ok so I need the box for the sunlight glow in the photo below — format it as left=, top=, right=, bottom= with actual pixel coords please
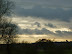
left=16, top=34, right=72, bottom=43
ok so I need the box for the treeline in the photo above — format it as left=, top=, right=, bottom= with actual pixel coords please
left=0, top=39, right=72, bottom=54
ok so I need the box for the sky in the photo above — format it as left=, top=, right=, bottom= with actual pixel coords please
left=9, top=0, right=72, bottom=43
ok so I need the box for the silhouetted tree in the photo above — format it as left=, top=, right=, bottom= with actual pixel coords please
left=66, top=40, right=68, bottom=42
left=0, top=22, right=18, bottom=43
left=0, top=0, right=16, bottom=54
left=35, top=39, right=55, bottom=53
left=0, top=0, right=17, bottom=43
left=0, top=19, right=18, bottom=54
left=36, top=39, right=53, bottom=43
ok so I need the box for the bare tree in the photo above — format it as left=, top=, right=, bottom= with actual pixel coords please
left=0, top=19, right=18, bottom=44
left=0, top=0, right=16, bottom=43
left=0, top=19, right=18, bottom=54
left=0, top=0, right=16, bottom=54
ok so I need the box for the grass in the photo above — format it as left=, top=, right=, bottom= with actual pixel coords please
left=64, top=50, right=72, bottom=54
left=0, top=50, right=72, bottom=54
left=38, top=50, right=72, bottom=54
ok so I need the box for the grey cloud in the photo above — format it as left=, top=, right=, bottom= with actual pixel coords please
left=12, top=0, right=72, bottom=8
left=33, top=22, right=41, bottom=27
left=41, top=28, right=53, bottom=34
left=45, top=23, right=56, bottom=28
left=14, top=6, right=72, bottom=22
left=10, top=0, right=72, bottom=22
left=55, top=30, right=72, bottom=37
left=18, top=28, right=54, bottom=35
left=18, top=27, right=72, bottom=38
left=18, top=28, right=33, bottom=35
left=69, top=27, right=72, bottom=30
left=55, top=31, right=63, bottom=36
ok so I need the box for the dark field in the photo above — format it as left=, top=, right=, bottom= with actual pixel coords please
left=0, top=41, right=72, bottom=54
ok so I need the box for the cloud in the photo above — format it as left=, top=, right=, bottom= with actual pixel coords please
left=45, top=23, right=56, bottom=28
left=18, top=28, right=54, bottom=35
left=14, top=5, right=72, bottom=22
left=12, top=0, right=72, bottom=8
left=10, top=0, right=72, bottom=22
left=55, top=30, right=72, bottom=37
left=32, top=22, right=41, bottom=27
left=17, top=27, right=72, bottom=39
left=8, top=0, right=72, bottom=42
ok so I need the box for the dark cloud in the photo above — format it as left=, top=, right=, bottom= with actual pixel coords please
left=69, top=27, right=72, bottom=30
left=45, top=23, right=56, bottom=28
left=41, top=28, right=53, bottom=34
left=18, top=28, right=54, bottom=35
left=11, top=0, right=72, bottom=22
left=12, top=0, right=72, bottom=8
left=17, top=26, right=72, bottom=38
left=55, top=30, right=72, bottom=37
left=14, top=6, right=72, bottom=22
left=33, top=22, right=41, bottom=27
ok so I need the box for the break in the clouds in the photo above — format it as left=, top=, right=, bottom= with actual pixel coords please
left=10, top=16, right=72, bottom=42
left=17, top=25, right=72, bottom=40
left=11, top=16, right=72, bottom=33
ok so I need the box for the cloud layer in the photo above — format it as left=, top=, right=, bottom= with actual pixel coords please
left=14, top=5, right=72, bottom=22
left=9, top=0, right=72, bottom=42
left=10, top=0, right=72, bottom=22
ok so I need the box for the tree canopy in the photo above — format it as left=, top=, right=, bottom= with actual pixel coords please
left=0, top=0, right=18, bottom=44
